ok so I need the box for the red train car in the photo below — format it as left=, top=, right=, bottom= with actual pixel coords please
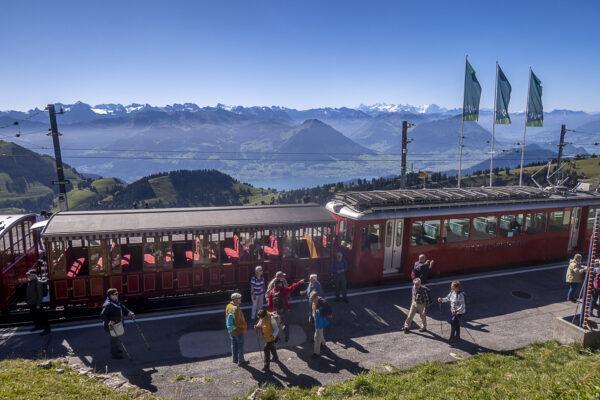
left=325, top=186, right=600, bottom=284
left=0, top=214, right=40, bottom=313
left=41, top=204, right=336, bottom=309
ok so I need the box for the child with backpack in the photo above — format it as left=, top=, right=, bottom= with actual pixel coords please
left=310, top=291, right=331, bottom=358
left=438, top=280, right=466, bottom=344
left=255, top=308, right=281, bottom=372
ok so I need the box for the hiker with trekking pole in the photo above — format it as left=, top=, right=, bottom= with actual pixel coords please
left=438, top=280, right=466, bottom=344
left=254, top=308, right=281, bottom=372
left=101, top=288, right=135, bottom=360
left=267, top=278, right=305, bottom=342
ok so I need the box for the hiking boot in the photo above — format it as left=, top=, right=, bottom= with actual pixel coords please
left=311, top=353, right=320, bottom=359
left=238, top=360, right=249, bottom=366
left=262, top=365, right=270, bottom=372
left=404, top=327, right=409, bottom=333
left=448, top=337, right=457, bottom=343
left=419, top=327, right=427, bottom=332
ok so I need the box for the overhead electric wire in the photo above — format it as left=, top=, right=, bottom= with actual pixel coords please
left=0, top=109, right=45, bottom=129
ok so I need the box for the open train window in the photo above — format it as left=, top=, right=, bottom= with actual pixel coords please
left=443, top=218, right=470, bottom=243
left=50, top=240, right=67, bottom=277
left=549, top=210, right=571, bottom=232
left=361, top=224, right=383, bottom=251
left=472, top=216, right=497, bottom=240
left=411, top=220, right=441, bottom=246
left=526, top=212, right=548, bottom=235
left=88, top=239, right=105, bottom=275
left=122, top=237, right=143, bottom=272
left=192, top=234, right=217, bottom=265
left=499, top=214, right=523, bottom=237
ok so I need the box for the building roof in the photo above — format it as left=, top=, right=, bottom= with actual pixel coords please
left=42, top=204, right=336, bottom=240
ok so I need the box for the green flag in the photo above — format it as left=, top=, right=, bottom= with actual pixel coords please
left=463, top=59, right=482, bottom=121
left=495, top=64, right=512, bottom=124
left=526, top=70, right=543, bottom=127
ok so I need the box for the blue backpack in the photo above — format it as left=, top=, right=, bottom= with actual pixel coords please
left=226, top=306, right=237, bottom=332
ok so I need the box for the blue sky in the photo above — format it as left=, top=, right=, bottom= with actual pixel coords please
left=1, top=0, right=599, bottom=112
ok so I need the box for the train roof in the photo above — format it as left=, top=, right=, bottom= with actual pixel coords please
left=326, top=186, right=600, bottom=220
left=0, top=214, right=36, bottom=237
left=42, top=204, right=336, bottom=240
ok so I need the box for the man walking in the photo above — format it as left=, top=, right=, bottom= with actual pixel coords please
left=226, top=292, right=248, bottom=365
left=250, top=266, right=265, bottom=320
left=268, top=278, right=304, bottom=342
left=25, top=269, right=50, bottom=335
left=412, top=254, right=434, bottom=285
left=300, top=274, right=324, bottom=324
left=100, top=288, right=134, bottom=359
left=255, top=308, right=280, bottom=372
left=438, top=280, right=466, bottom=343
left=403, top=278, right=428, bottom=333
left=330, top=251, right=348, bottom=302
left=310, top=291, right=330, bottom=358
left=566, top=253, right=586, bottom=302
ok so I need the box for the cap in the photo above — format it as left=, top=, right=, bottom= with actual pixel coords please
left=275, top=271, right=286, bottom=277
left=255, top=266, right=263, bottom=272
left=26, top=269, right=37, bottom=276
left=231, top=292, right=242, bottom=300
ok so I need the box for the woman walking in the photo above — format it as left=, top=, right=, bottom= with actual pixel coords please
left=438, top=281, right=466, bottom=343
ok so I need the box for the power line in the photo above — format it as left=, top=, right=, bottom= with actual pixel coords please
left=0, top=109, right=45, bottom=129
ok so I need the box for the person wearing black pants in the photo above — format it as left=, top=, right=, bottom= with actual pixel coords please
left=438, top=280, right=466, bottom=344
left=255, top=309, right=280, bottom=372
left=330, top=252, right=348, bottom=302
left=25, top=270, right=50, bottom=335
left=101, top=288, right=134, bottom=359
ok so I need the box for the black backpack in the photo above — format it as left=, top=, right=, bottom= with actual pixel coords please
left=272, top=290, right=286, bottom=314
left=318, top=297, right=333, bottom=318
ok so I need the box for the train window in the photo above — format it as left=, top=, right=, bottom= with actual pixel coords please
left=339, top=221, right=353, bottom=250
left=443, top=218, right=470, bottom=243
left=588, top=208, right=600, bottom=230
left=121, top=238, right=143, bottom=272
left=23, top=221, right=31, bottom=250
left=549, top=210, right=571, bottom=232
left=0, top=235, right=8, bottom=265
left=88, top=239, right=105, bottom=275
left=11, top=226, right=23, bottom=259
left=411, top=220, right=441, bottom=246
left=385, top=221, right=393, bottom=248
left=499, top=214, right=523, bottom=237
left=109, top=239, right=122, bottom=272
left=262, top=231, right=281, bottom=260
left=193, top=234, right=217, bottom=265
left=282, top=231, right=298, bottom=259
left=143, top=236, right=173, bottom=268
left=361, top=224, right=383, bottom=251
left=314, top=226, right=330, bottom=257
left=526, top=212, right=548, bottom=235
left=472, top=216, right=497, bottom=240
left=66, top=239, right=89, bottom=277
left=50, top=241, right=67, bottom=277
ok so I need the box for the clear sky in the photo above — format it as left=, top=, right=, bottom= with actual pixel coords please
left=1, top=0, right=599, bottom=112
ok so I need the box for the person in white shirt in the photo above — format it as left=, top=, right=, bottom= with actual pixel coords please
left=438, top=280, right=466, bottom=343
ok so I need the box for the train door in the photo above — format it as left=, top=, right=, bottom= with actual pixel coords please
left=568, top=207, right=581, bottom=251
left=383, top=219, right=404, bottom=275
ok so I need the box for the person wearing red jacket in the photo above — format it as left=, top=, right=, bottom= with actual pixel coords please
left=268, top=278, right=304, bottom=342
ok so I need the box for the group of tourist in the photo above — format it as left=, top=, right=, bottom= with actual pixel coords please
left=565, top=254, right=600, bottom=316
left=225, top=252, right=344, bottom=371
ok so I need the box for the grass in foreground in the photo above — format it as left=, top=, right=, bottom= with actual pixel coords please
left=0, top=359, right=157, bottom=400
left=240, top=341, right=600, bottom=400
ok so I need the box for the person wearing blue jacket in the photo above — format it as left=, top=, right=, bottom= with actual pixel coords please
left=310, top=291, right=329, bottom=358
left=330, top=251, right=348, bottom=302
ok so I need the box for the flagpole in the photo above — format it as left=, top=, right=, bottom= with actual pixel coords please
left=490, top=61, right=498, bottom=187
left=458, top=55, right=467, bottom=189
left=519, top=67, right=532, bottom=187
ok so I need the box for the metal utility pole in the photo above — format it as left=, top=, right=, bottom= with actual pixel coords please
left=46, top=104, right=68, bottom=211
left=556, top=124, right=567, bottom=178
left=400, top=120, right=414, bottom=189
left=401, top=121, right=408, bottom=189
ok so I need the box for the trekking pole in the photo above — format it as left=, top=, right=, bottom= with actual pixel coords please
left=460, top=318, right=477, bottom=346
left=438, top=301, right=443, bottom=336
left=255, top=329, right=264, bottom=363
left=109, top=326, right=132, bottom=360
left=132, top=317, right=151, bottom=350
